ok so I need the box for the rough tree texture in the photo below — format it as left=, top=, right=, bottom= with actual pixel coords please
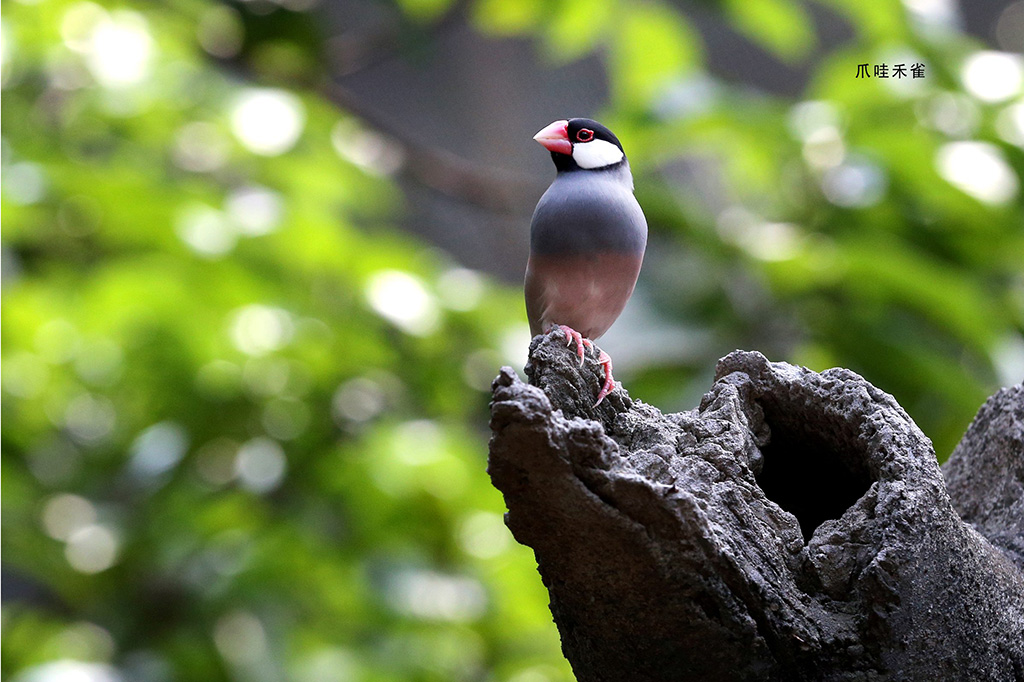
left=487, top=332, right=1024, bottom=682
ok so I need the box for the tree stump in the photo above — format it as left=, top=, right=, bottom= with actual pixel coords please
left=487, top=331, right=1024, bottom=681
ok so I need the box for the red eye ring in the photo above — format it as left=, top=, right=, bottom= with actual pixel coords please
left=576, top=128, right=594, bottom=142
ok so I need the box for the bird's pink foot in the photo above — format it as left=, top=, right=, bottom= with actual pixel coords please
left=592, top=350, right=615, bottom=406
left=555, top=324, right=593, bottom=366
left=547, top=325, right=613, bottom=404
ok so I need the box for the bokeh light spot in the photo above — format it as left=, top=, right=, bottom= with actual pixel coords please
left=332, top=377, right=386, bottom=424
left=48, top=622, right=117, bottom=663
left=129, top=422, right=189, bottom=479
left=961, top=51, right=1024, bottom=103
left=991, top=333, right=1024, bottom=388
left=716, top=207, right=804, bottom=261
left=172, top=122, right=230, bottom=173
left=64, top=393, right=117, bottom=445
left=242, top=357, right=292, bottom=396
left=230, top=88, right=305, bottom=156
left=197, top=5, right=244, bottom=59
left=36, top=319, right=81, bottom=364
left=902, top=0, right=960, bottom=33
left=65, top=524, right=120, bottom=573
left=821, top=157, right=887, bottom=208
left=500, top=324, right=532, bottom=370
left=801, top=126, right=845, bottom=170
left=437, top=268, right=485, bottom=311
left=462, top=348, right=502, bottom=391
left=508, top=668, right=560, bottom=682
left=787, top=100, right=841, bottom=142
left=366, top=270, right=440, bottom=336
left=331, top=120, right=405, bottom=176
left=291, top=648, right=359, bottom=682
left=919, top=92, right=979, bottom=137
left=458, top=511, right=511, bottom=559
left=11, top=660, right=122, bottom=682
left=936, top=141, right=1019, bottom=204
left=384, top=569, right=487, bottom=622
left=85, top=10, right=154, bottom=88
left=235, top=437, right=287, bottom=493
left=61, top=3, right=108, bottom=53
left=230, top=305, right=294, bottom=356
left=225, top=186, right=284, bottom=236
left=176, top=204, right=236, bottom=258
left=0, top=19, right=14, bottom=86
left=995, top=101, right=1024, bottom=147
left=2, top=352, right=49, bottom=398
left=74, top=338, right=123, bottom=387
left=392, top=419, right=444, bottom=466
left=2, top=161, right=47, bottom=204
left=214, top=611, right=268, bottom=665
left=41, top=493, right=97, bottom=541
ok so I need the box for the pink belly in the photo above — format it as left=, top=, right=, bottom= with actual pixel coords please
left=524, top=251, right=644, bottom=340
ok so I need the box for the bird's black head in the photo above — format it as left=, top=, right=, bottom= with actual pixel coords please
left=533, top=118, right=627, bottom=172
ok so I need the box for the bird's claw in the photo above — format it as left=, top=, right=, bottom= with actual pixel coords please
left=556, top=325, right=589, bottom=366
left=593, top=350, right=614, bottom=406
left=549, top=325, right=616, bottom=406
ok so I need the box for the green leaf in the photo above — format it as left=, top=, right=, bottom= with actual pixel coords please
left=840, top=234, right=1004, bottom=353
left=610, top=2, right=702, bottom=108
left=724, top=0, right=816, bottom=62
left=541, top=0, right=616, bottom=62
left=472, top=0, right=544, bottom=35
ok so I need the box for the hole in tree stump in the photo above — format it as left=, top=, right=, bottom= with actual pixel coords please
left=755, top=416, right=874, bottom=541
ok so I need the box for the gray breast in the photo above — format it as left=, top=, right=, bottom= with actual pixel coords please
left=530, top=171, right=647, bottom=256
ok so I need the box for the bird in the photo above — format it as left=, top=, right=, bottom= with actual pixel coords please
left=525, top=118, right=648, bottom=406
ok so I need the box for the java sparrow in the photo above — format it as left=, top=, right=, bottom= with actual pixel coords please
left=526, top=118, right=648, bottom=405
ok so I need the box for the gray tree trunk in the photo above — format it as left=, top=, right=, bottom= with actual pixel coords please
left=487, top=332, right=1024, bottom=681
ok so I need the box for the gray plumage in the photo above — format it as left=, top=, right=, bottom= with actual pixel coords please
left=530, top=164, right=647, bottom=257
left=524, top=118, right=647, bottom=405
left=525, top=119, right=647, bottom=340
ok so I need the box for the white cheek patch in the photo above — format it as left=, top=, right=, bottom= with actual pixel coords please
left=572, top=138, right=624, bottom=169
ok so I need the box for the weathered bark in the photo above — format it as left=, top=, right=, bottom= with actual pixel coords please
left=943, top=384, right=1024, bottom=571
left=487, top=332, right=1024, bottom=681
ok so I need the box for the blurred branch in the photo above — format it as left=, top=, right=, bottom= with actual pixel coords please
left=322, top=79, right=545, bottom=216
left=316, top=2, right=545, bottom=215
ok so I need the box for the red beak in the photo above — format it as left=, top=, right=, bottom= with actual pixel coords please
left=533, top=120, right=571, bottom=155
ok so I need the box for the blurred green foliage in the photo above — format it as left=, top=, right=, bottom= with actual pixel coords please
left=2, top=0, right=1022, bottom=681
left=2, top=1, right=561, bottom=680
